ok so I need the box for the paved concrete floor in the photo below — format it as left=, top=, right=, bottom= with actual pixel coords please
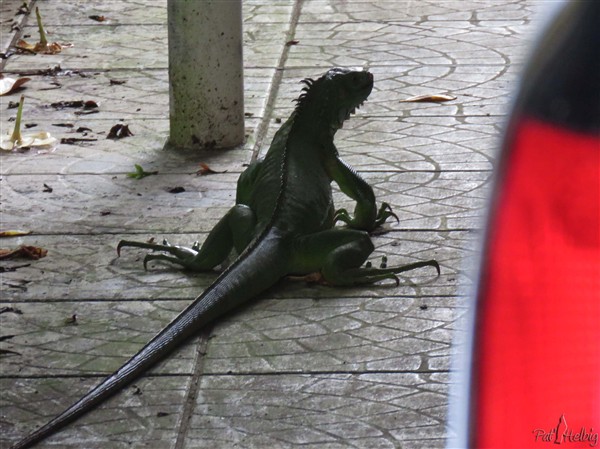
left=1, top=0, right=541, bottom=448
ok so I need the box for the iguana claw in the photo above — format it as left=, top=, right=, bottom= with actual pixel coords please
left=374, top=202, right=399, bottom=228
left=333, top=208, right=352, bottom=226
left=349, top=259, right=439, bottom=286
left=117, top=239, right=200, bottom=269
left=143, top=254, right=187, bottom=271
left=334, top=202, right=399, bottom=231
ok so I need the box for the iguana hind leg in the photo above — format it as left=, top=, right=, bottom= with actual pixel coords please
left=290, top=229, right=439, bottom=286
left=118, top=204, right=257, bottom=271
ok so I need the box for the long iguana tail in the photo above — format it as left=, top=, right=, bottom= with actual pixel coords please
left=12, top=229, right=289, bottom=449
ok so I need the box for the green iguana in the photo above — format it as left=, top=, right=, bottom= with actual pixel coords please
left=12, top=68, right=439, bottom=449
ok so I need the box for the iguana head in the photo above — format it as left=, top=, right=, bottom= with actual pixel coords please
left=295, top=67, right=374, bottom=132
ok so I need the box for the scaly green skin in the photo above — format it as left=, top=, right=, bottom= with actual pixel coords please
left=12, top=68, right=439, bottom=449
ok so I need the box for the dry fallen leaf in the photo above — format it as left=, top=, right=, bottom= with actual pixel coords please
left=49, top=100, right=99, bottom=116
left=196, top=162, right=226, bottom=176
left=0, top=230, right=32, bottom=237
left=1, top=95, right=58, bottom=152
left=16, top=39, right=69, bottom=55
left=61, top=137, right=98, bottom=145
left=107, top=124, right=134, bottom=139
left=0, top=307, right=23, bottom=315
left=0, top=76, right=31, bottom=96
left=15, top=7, right=73, bottom=55
left=16, top=1, right=30, bottom=15
left=17, top=65, right=63, bottom=77
left=400, top=94, right=457, bottom=103
left=50, top=100, right=98, bottom=109
left=89, top=15, right=107, bottom=22
left=64, top=314, right=78, bottom=326
left=0, top=245, right=48, bottom=260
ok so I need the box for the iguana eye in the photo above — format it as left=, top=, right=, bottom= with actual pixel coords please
left=347, top=72, right=369, bottom=90
left=351, top=73, right=362, bottom=85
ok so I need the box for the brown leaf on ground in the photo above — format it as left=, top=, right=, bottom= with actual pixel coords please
left=48, top=99, right=99, bottom=116
left=17, top=65, right=64, bottom=77
left=400, top=94, right=457, bottom=103
left=15, top=8, right=73, bottom=55
left=16, top=39, right=72, bottom=55
left=0, top=77, right=31, bottom=96
left=0, top=245, right=48, bottom=260
left=0, top=307, right=23, bottom=314
left=16, top=2, right=30, bottom=15
left=64, top=314, right=78, bottom=326
left=89, top=15, right=107, bottom=22
left=50, top=100, right=98, bottom=110
left=196, top=162, right=227, bottom=176
left=61, top=137, right=98, bottom=145
left=107, top=124, right=133, bottom=139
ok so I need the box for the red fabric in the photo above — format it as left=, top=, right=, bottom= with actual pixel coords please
left=472, top=117, right=600, bottom=448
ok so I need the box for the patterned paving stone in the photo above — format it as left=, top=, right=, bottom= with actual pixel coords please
left=0, top=300, right=198, bottom=377
left=274, top=65, right=519, bottom=119
left=0, top=295, right=464, bottom=377
left=6, top=21, right=292, bottom=72
left=184, top=373, right=449, bottom=449
left=287, top=20, right=533, bottom=68
left=1, top=376, right=189, bottom=449
left=1, top=372, right=452, bottom=449
left=205, top=295, right=466, bottom=374
left=0, top=118, right=255, bottom=175
left=33, top=0, right=295, bottom=27
left=0, top=70, right=171, bottom=120
left=0, top=0, right=30, bottom=56
left=1, top=169, right=489, bottom=233
left=0, top=68, right=273, bottom=120
left=261, top=115, right=501, bottom=171
left=300, top=0, right=542, bottom=23
left=0, top=230, right=471, bottom=302
left=30, top=0, right=169, bottom=26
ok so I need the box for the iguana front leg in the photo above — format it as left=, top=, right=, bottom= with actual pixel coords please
left=118, top=204, right=257, bottom=271
left=289, top=229, right=439, bottom=286
left=327, top=155, right=398, bottom=231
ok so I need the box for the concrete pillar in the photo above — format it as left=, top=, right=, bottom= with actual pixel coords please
left=167, top=0, right=244, bottom=150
